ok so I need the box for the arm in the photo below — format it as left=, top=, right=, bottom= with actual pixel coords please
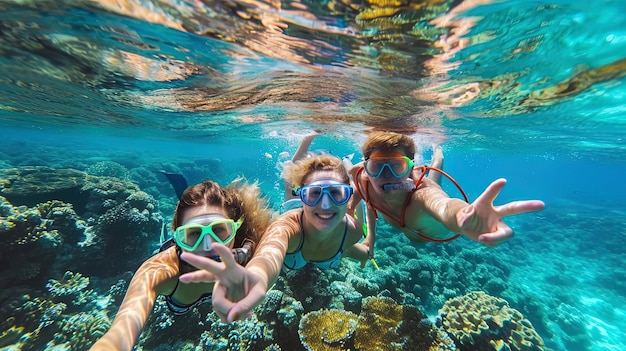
left=417, top=178, right=545, bottom=246
left=89, top=251, right=178, bottom=351
left=347, top=162, right=377, bottom=259
left=342, top=216, right=370, bottom=268
left=292, top=134, right=318, bottom=162
left=283, top=134, right=318, bottom=198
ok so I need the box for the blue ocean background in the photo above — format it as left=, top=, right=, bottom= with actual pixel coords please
left=1, top=0, right=625, bottom=350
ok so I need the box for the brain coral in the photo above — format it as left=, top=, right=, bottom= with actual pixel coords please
left=298, top=297, right=457, bottom=351
left=354, top=296, right=456, bottom=351
left=437, top=291, right=546, bottom=351
left=299, top=309, right=358, bottom=351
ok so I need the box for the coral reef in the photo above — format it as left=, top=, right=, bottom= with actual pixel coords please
left=299, top=309, right=358, bottom=351
left=437, top=291, right=547, bottom=351
left=297, top=296, right=457, bottom=351
left=85, top=161, right=130, bottom=180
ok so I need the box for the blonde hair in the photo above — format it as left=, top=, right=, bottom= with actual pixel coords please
left=172, top=178, right=274, bottom=254
left=362, top=131, right=416, bottom=159
left=283, top=155, right=350, bottom=187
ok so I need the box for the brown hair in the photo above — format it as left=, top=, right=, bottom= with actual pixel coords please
left=171, top=178, right=274, bottom=254
left=361, top=131, right=416, bottom=160
left=283, top=154, right=350, bottom=187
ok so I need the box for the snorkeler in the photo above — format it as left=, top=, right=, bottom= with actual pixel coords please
left=348, top=131, right=545, bottom=259
left=88, top=179, right=273, bottom=351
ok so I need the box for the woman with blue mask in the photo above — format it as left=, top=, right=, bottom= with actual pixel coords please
left=178, top=154, right=370, bottom=323
left=89, top=179, right=273, bottom=351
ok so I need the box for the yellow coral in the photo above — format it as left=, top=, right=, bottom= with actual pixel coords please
left=0, top=325, right=25, bottom=348
left=438, top=291, right=545, bottom=351
left=298, top=297, right=456, bottom=351
left=299, top=309, right=358, bottom=351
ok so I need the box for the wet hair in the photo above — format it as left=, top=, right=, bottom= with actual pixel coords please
left=171, top=178, right=274, bottom=254
left=283, top=154, right=350, bottom=187
left=361, top=131, right=416, bottom=160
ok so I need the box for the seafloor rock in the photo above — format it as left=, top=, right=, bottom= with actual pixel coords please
left=298, top=296, right=457, bottom=351
left=0, top=166, right=88, bottom=210
left=437, top=291, right=547, bottom=351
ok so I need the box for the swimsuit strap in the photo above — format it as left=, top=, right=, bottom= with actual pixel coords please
left=295, top=211, right=306, bottom=251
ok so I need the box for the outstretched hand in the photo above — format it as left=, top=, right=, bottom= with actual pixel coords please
left=179, top=243, right=267, bottom=323
left=457, top=178, right=545, bottom=246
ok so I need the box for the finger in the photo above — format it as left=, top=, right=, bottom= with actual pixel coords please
left=181, top=251, right=224, bottom=273
left=477, top=223, right=513, bottom=246
left=212, top=284, right=235, bottom=321
left=179, top=270, right=217, bottom=284
left=475, top=178, right=507, bottom=205
left=496, top=200, right=545, bottom=217
left=212, top=243, right=239, bottom=268
left=227, top=287, right=266, bottom=322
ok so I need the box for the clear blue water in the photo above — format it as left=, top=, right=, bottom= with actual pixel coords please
left=1, top=0, right=625, bottom=350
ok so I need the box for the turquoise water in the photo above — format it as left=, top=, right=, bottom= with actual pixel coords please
left=1, top=0, right=625, bottom=350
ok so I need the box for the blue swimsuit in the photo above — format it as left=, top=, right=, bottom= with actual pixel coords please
left=283, top=213, right=348, bottom=270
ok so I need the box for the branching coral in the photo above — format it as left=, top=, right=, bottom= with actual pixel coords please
left=437, top=291, right=546, bottom=351
left=46, top=271, right=90, bottom=297
left=85, top=161, right=130, bottom=180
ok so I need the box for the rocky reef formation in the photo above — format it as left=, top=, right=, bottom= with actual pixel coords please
left=0, top=166, right=163, bottom=281
left=0, top=166, right=162, bottom=350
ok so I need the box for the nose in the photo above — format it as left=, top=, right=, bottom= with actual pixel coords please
left=320, top=193, right=332, bottom=209
left=379, top=164, right=395, bottom=179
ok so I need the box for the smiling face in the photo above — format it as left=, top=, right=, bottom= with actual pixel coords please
left=300, top=170, right=349, bottom=233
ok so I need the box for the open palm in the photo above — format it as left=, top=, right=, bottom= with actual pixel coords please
left=457, top=178, right=545, bottom=246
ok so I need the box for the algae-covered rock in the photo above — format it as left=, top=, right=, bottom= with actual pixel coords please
left=0, top=166, right=88, bottom=209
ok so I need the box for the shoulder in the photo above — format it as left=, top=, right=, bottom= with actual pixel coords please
left=349, top=161, right=364, bottom=178
left=267, top=211, right=302, bottom=237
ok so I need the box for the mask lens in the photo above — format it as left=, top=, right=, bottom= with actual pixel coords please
left=328, top=185, right=350, bottom=204
left=174, top=219, right=239, bottom=250
left=364, top=159, right=385, bottom=177
left=301, top=186, right=323, bottom=206
left=365, top=157, right=412, bottom=178
left=388, top=158, right=408, bottom=176
left=210, top=221, right=234, bottom=242
left=299, top=184, right=352, bottom=206
left=175, top=225, right=206, bottom=250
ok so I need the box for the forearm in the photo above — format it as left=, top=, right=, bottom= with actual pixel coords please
left=365, top=207, right=376, bottom=257
left=343, top=243, right=370, bottom=266
left=246, top=226, right=290, bottom=289
left=90, top=315, right=144, bottom=351
left=90, top=256, right=171, bottom=351
left=89, top=298, right=153, bottom=351
left=419, top=182, right=468, bottom=233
